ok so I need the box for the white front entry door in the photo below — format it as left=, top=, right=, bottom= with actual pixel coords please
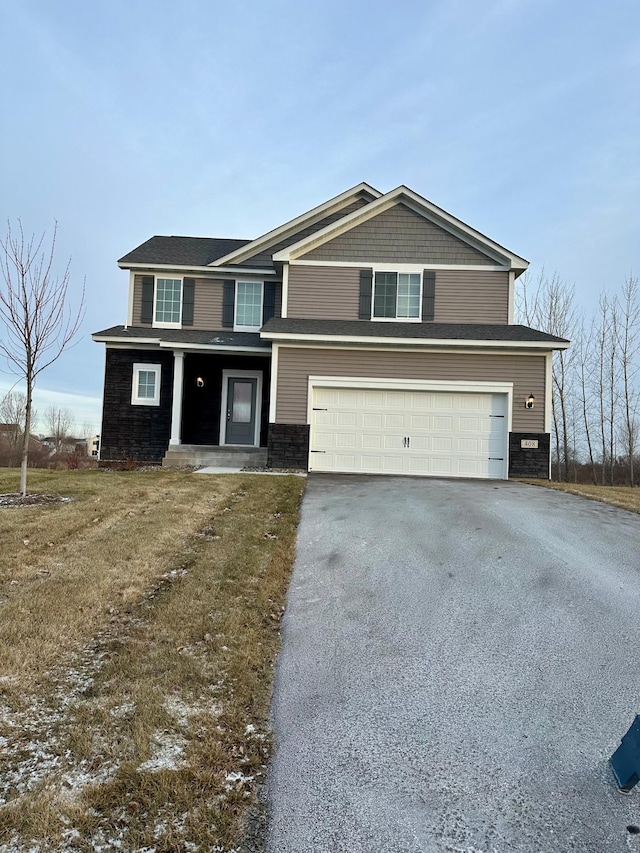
left=309, top=386, right=508, bottom=479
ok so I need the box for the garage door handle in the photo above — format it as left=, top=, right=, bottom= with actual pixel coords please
left=488, top=457, right=504, bottom=461
left=489, top=415, right=505, bottom=418
left=313, top=407, right=328, bottom=411
left=310, top=450, right=326, bottom=453
left=407, top=436, right=410, bottom=448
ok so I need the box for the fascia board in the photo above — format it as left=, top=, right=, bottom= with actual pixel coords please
left=92, top=334, right=162, bottom=345
left=157, top=342, right=271, bottom=354
left=210, top=182, right=382, bottom=266
left=118, top=262, right=277, bottom=276
left=273, top=186, right=530, bottom=270
left=92, top=333, right=270, bottom=354
left=259, top=331, right=569, bottom=350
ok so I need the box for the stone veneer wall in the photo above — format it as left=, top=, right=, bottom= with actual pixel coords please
left=100, top=349, right=174, bottom=464
left=267, top=424, right=310, bottom=469
left=508, top=433, right=550, bottom=479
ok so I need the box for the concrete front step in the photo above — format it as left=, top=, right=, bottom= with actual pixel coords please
left=162, top=445, right=268, bottom=469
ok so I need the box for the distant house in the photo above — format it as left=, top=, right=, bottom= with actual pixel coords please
left=93, top=183, right=569, bottom=479
left=0, top=422, right=20, bottom=444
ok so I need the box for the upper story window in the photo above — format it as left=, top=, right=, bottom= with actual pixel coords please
left=234, top=281, right=264, bottom=331
left=139, top=276, right=194, bottom=328
left=373, top=272, right=421, bottom=320
left=155, top=278, right=182, bottom=326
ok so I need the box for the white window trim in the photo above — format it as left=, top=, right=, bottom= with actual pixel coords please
left=372, top=269, right=423, bottom=322
left=153, top=276, right=183, bottom=329
left=131, top=363, right=161, bottom=406
left=220, top=369, right=263, bottom=447
left=234, top=281, right=264, bottom=332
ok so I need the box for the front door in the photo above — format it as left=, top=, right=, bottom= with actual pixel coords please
left=224, top=375, right=259, bottom=445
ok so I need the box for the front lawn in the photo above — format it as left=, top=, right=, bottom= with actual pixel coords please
left=519, top=479, right=640, bottom=514
left=0, top=468, right=303, bottom=852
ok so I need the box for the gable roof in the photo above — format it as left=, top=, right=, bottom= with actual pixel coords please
left=210, top=182, right=381, bottom=267
left=272, top=186, right=529, bottom=273
left=118, top=236, right=251, bottom=267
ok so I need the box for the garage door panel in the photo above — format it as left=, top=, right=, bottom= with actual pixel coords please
left=386, top=393, right=406, bottom=408
left=383, top=435, right=404, bottom=450
left=363, top=413, right=383, bottom=428
left=409, top=415, right=430, bottom=430
left=336, top=412, right=356, bottom=427
left=433, top=416, right=453, bottom=431
left=335, top=433, right=357, bottom=448
left=384, top=413, right=404, bottom=429
left=410, top=436, right=430, bottom=451
left=337, top=390, right=358, bottom=406
left=459, top=416, right=481, bottom=431
left=362, top=434, right=382, bottom=449
left=309, top=386, right=508, bottom=479
left=361, top=455, right=383, bottom=470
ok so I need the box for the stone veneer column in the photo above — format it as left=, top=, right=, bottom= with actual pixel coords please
left=169, top=350, right=184, bottom=446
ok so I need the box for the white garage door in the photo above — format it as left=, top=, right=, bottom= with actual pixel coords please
left=309, top=386, right=508, bottom=479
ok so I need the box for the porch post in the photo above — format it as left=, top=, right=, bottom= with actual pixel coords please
left=169, top=350, right=184, bottom=446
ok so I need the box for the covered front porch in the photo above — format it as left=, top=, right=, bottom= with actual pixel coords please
left=164, top=350, right=271, bottom=467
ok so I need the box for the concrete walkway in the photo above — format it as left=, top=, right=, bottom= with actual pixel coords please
left=266, top=476, right=640, bottom=852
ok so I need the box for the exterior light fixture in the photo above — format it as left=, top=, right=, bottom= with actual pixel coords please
left=196, top=377, right=205, bottom=388
left=525, top=394, right=535, bottom=409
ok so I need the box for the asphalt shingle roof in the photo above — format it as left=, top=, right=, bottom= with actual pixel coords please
left=260, top=318, right=569, bottom=344
left=118, top=236, right=253, bottom=267
left=92, top=326, right=271, bottom=349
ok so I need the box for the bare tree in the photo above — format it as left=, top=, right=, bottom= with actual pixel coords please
left=43, top=405, right=75, bottom=455
left=517, top=269, right=577, bottom=481
left=574, top=318, right=598, bottom=483
left=616, top=275, right=640, bottom=485
left=0, top=221, right=85, bottom=495
left=0, top=391, right=37, bottom=445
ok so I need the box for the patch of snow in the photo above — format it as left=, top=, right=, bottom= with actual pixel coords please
left=224, top=771, right=254, bottom=791
left=138, top=731, right=187, bottom=773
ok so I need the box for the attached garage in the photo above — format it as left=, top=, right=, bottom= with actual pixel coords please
left=309, top=381, right=511, bottom=479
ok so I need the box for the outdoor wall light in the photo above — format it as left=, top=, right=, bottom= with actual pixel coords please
left=525, top=394, right=535, bottom=409
left=196, top=377, right=205, bottom=388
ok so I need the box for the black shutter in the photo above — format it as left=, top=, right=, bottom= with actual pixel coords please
left=263, top=281, right=276, bottom=324
left=222, top=280, right=235, bottom=328
left=359, top=269, right=373, bottom=319
left=422, top=270, right=435, bottom=321
left=140, top=276, right=154, bottom=324
left=182, top=278, right=195, bottom=326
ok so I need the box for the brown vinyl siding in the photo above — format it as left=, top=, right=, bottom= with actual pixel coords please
left=287, top=265, right=509, bottom=324
left=192, top=278, right=225, bottom=328
left=288, top=265, right=360, bottom=319
left=132, top=275, right=281, bottom=329
left=435, top=270, right=509, bottom=324
left=275, top=346, right=546, bottom=432
left=300, top=204, right=497, bottom=265
left=240, top=198, right=372, bottom=267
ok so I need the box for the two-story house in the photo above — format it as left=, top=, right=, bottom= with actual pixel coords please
left=93, top=183, right=568, bottom=479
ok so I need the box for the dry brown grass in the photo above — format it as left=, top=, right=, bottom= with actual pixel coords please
left=0, top=468, right=304, bottom=852
left=517, top=479, right=640, bottom=514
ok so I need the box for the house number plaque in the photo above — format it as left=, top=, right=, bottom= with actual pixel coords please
left=521, top=439, right=538, bottom=449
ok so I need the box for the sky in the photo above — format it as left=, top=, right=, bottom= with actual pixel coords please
left=0, top=0, right=638, bottom=434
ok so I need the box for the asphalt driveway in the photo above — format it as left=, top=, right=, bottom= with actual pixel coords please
left=266, top=476, right=640, bottom=852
